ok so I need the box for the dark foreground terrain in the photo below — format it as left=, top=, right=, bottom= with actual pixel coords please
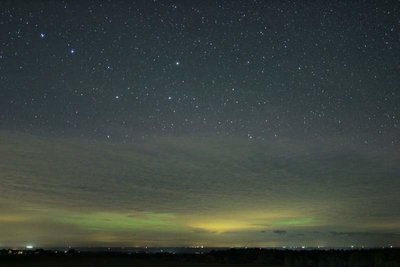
left=1, top=248, right=399, bottom=267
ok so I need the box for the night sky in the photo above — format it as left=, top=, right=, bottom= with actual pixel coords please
left=0, top=0, right=399, bottom=248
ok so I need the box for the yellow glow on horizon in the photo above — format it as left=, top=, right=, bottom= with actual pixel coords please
left=186, top=210, right=316, bottom=233
left=0, top=214, right=30, bottom=223
left=190, top=220, right=254, bottom=233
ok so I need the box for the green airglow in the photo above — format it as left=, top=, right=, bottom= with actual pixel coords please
left=55, top=212, right=182, bottom=232
left=275, top=217, right=314, bottom=226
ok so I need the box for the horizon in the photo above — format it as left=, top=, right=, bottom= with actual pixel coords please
left=2, top=245, right=398, bottom=250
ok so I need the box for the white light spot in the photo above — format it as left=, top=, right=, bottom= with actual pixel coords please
left=26, top=245, right=33, bottom=249
left=40, top=33, right=45, bottom=38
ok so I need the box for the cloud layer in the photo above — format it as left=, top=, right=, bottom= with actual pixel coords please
left=0, top=131, right=399, bottom=247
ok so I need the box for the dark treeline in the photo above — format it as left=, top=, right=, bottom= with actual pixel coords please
left=0, top=248, right=399, bottom=267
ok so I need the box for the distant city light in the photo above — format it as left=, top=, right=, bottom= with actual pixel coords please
left=26, top=245, right=33, bottom=249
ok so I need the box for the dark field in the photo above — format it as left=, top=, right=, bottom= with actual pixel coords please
left=1, top=248, right=399, bottom=267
